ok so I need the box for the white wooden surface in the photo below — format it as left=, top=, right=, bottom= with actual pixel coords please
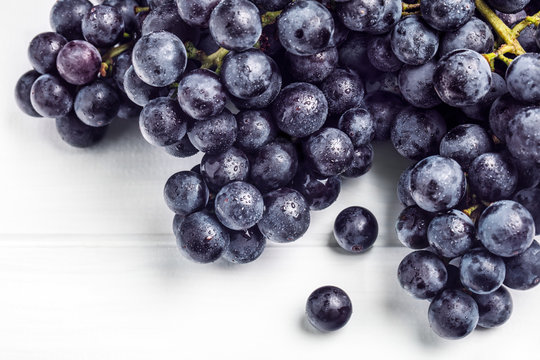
left=1, top=2, right=539, bottom=359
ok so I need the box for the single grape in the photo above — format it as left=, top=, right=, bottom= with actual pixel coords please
left=50, top=0, right=93, bottom=40
left=304, top=128, right=354, bottom=177
left=30, top=74, right=73, bottom=118
left=292, top=167, right=341, bottom=211
left=177, top=0, right=221, bottom=28
left=486, top=0, right=530, bottom=14
left=74, top=80, right=120, bottom=127
left=188, top=109, right=238, bottom=154
left=428, top=289, right=478, bottom=339
left=439, top=124, right=493, bottom=171
left=124, top=65, right=165, bottom=106
left=117, top=93, right=142, bottom=120
left=172, top=213, right=184, bottom=240
left=235, top=110, right=278, bottom=154
left=215, top=181, right=264, bottom=231
left=56, top=40, right=102, bottom=86
left=177, top=69, right=227, bottom=121
left=460, top=248, right=506, bottom=295
left=142, top=3, right=200, bottom=43
left=468, top=153, right=518, bottom=202
left=517, top=24, right=539, bottom=53
left=139, top=97, right=188, bottom=146
left=513, top=188, right=540, bottom=235
left=390, top=15, right=439, bottom=66
left=397, top=166, right=415, bottom=207
left=56, top=112, right=108, bottom=148
left=398, top=60, right=441, bottom=109
left=366, top=0, right=401, bottom=35
left=250, top=138, right=298, bottom=193
left=200, top=147, right=250, bottom=192
left=341, top=144, right=374, bottom=178
left=460, top=72, right=508, bottom=121
left=287, top=47, right=338, bottom=83
left=506, top=53, right=540, bottom=104
left=398, top=250, right=448, bottom=299
left=478, top=200, right=535, bottom=258
left=336, top=0, right=384, bottom=32
left=320, top=69, right=365, bottom=116
left=338, top=32, right=378, bottom=79
left=28, top=32, right=68, bottom=74
left=334, top=206, right=378, bottom=253
left=103, top=0, right=141, bottom=33
left=440, top=17, right=494, bottom=56
left=338, top=107, right=375, bottom=147
left=112, top=51, right=132, bottom=93
left=396, top=206, right=433, bottom=250
left=363, top=91, right=405, bottom=141
left=231, top=61, right=283, bottom=110
left=164, top=171, right=209, bottom=215
left=504, top=240, right=540, bottom=290
left=367, top=34, right=403, bottom=73
left=506, top=107, right=540, bottom=165
left=489, top=95, right=528, bottom=141
left=164, top=136, right=199, bottom=158
left=221, top=49, right=273, bottom=100
left=15, top=71, right=42, bottom=118
left=472, top=287, right=513, bottom=328
left=421, top=0, right=475, bottom=31
left=82, top=5, right=125, bottom=48
left=306, top=286, right=352, bottom=332
left=223, top=227, right=266, bottom=264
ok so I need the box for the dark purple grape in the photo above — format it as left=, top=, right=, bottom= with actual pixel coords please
left=306, top=286, right=352, bottom=332
left=250, top=139, right=298, bottom=193
left=112, top=51, right=132, bottom=93
left=391, top=107, right=447, bottom=161
left=409, top=155, right=466, bottom=213
left=30, top=74, right=73, bottom=118
left=221, top=49, right=274, bottom=99
left=272, top=82, right=328, bottom=138
left=398, top=60, right=441, bottom=109
left=235, top=110, right=278, bottom=154
left=496, top=10, right=526, bottom=26
left=28, top=32, right=67, bottom=74
left=367, top=34, right=403, bottom=73
left=460, top=72, right=508, bottom=121
left=209, top=0, right=262, bottom=51
left=320, top=69, right=365, bottom=116
left=257, top=188, right=310, bottom=243
left=397, top=166, right=415, bottom=207
left=473, top=287, right=513, bottom=328
left=287, top=47, right=338, bottom=83
left=215, top=181, right=264, bottom=231
left=277, top=0, right=334, bottom=56
left=468, top=153, right=518, bottom=202
left=164, top=171, right=209, bottom=215
left=398, top=250, right=448, bottom=299
left=177, top=211, right=230, bottom=263
left=334, top=206, right=378, bottom=253
left=15, top=70, right=42, bottom=118
left=187, top=109, right=238, bottom=154
left=139, top=97, right=188, bottom=146
left=142, top=4, right=200, bottom=43
left=336, top=0, right=384, bottom=32
left=82, top=5, right=125, bottom=48
left=440, top=17, right=494, bottom=56
left=341, top=144, right=374, bottom=178
left=56, top=112, right=108, bottom=148
left=164, top=136, right=199, bottom=158
left=506, top=53, right=540, bottom=104
left=172, top=213, right=184, bottom=240
left=304, top=128, right=354, bottom=177
left=231, top=62, right=283, bottom=110
left=439, top=124, right=493, bottom=171
left=363, top=91, right=405, bottom=141
left=124, top=65, right=165, bottom=106
left=338, top=32, right=378, bottom=79
left=223, top=227, right=266, bottom=264
left=177, top=0, right=220, bottom=28
left=56, top=40, right=102, bottom=86
left=460, top=248, right=506, bottom=294
left=103, top=0, right=141, bottom=33
left=433, top=49, right=492, bottom=107
left=366, top=0, right=401, bottom=34
left=364, top=71, right=401, bottom=97
left=513, top=188, right=540, bottom=235
left=489, top=95, right=528, bottom=141
left=292, top=167, right=341, bottom=211
left=258, top=22, right=284, bottom=56
left=478, top=200, right=535, bottom=258
left=50, top=0, right=93, bottom=40
left=428, top=289, right=478, bottom=339
left=74, top=80, right=120, bottom=128
left=486, top=0, right=530, bottom=13
left=421, top=0, right=475, bottom=31
left=177, top=69, right=227, bottom=121
left=390, top=15, right=439, bottom=66
left=200, top=147, right=250, bottom=192
left=117, top=93, right=142, bottom=119
left=517, top=25, right=539, bottom=53
left=396, top=206, right=433, bottom=250
left=504, top=240, right=540, bottom=290
left=506, top=107, right=540, bottom=165
left=338, top=107, right=375, bottom=147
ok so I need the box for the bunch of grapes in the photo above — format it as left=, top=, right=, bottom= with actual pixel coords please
left=14, top=0, right=539, bottom=338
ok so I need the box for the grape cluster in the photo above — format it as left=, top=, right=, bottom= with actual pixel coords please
left=14, top=0, right=540, bottom=337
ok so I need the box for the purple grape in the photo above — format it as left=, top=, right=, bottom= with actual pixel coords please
left=103, top=0, right=141, bottom=33
left=338, top=32, right=378, bottom=79
left=468, top=152, right=518, bottom=202
left=367, top=34, right=403, bottom=73
left=250, top=139, right=298, bottom=193
left=124, top=65, right=165, bottom=106
left=117, top=93, right=142, bottom=120
left=177, top=0, right=220, bottom=28
left=390, top=15, right=439, bottom=66
left=235, top=110, right=278, bottom=154
left=440, top=17, right=494, bottom=56
left=30, top=74, right=74, bottom=118
left=439, top=124, right=493, bottom=171
left=398, top=60, right=441, bottom=109
left=164, top=136, right=199, bottom=158
left=231, top=62, right=283, bottom=110
left=292, top=167, right=341, bottom=211
left=486, top=0, right=530, bottom=14
left=338, top=107, right=375, bottom=147
left=82, top=5, right=125, bottom=48
left=420, top=0, right=475, bottom=31
left=287, top=47, right=338, bottom=83
left=397, top=166, right=415, bottom=207
left=306, top=286, right=352, bottom=332
left=215, top=181, right=264, bottom=231
left=363, top=91, right=405, bottom=141
left=320, top=69, right=365, bottom=116
left=56, top=111, right=108, bottom=148
left=50, top=0, right=93, bottom=40
left=513, top=188, right=540, bottom=235
left=164, top=171, right=209, bottom=215
left=398, top=250, right=448, bottom=299
left=74, top=80, right=120, bottom=128
left=341, top=144, right=374, bottom=178
left=56, top=40, right=102, bottom=86
left=506, top=53, right=540, bottom=104
left=187, top=109, right=238, bottom=154
left=396, top=206, right=433, bottom=250
left=428, top=289, right=478, bottom=339
left=460, top=248, right=506, bottom=294
left=489, top=95, right=528, bottom=142
left=112, top=51, right=132, bottom=93
left=28, top=32, right=68, bottom=74
left=142, top=4, right=200, bottom=43
left=334, top=206, right=378, bottom=253
left=504, top=240, right=540, bottom=290
left=200, top=147, right=250, bottom=192
left=366, top=0, right=401, bottom=35
left=223, top=227, right=266, bottom=264
left=139, top=97, right=188, bottom=146
left=15, top=70, right=42, bottom=118
left=472, top=287, right=513, bottom=328
left=428, top=210, right=475, bottom=258
left=177, top=69, right=227, bottom=121
left=505, top=107, right=540, bottom=165
left=304, top=128, right=354, bottom=177
left=336, top=0, right=384, bottom=32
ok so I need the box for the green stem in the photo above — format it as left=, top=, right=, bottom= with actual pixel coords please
left=185, top=42, right=230, bottom=73
left=511, top=12, right=540, bottom=36
left=261, top=10, right=282, bottom=27
left=402, top=2, right=420, bottom=11
left=134, top=6, right=150, bottom=14
left=100, top=41, right=134, bottom=77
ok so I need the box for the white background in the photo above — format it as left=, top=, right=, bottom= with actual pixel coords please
left=1, top=1, right=539, bottom=359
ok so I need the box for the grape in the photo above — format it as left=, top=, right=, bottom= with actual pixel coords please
left=513, top=188, right=540, bottom=235
left=460, top=72, right=508, bottom=121
left=517, top=25, right=539, bottom=52
left=506, top=53, right=540, bottom=104
left=428, top=289, right=478, bottom=339
left=198, top=33, right=221, bottom=55
left=139, top=97, right=187, bottom=146
left=50, top=0, right=93, bottom=40
left=397, top=250, right=448, bottom=299
left=235, top=110, right=278, bottom=154
left=177, top=0, right=221, bottom=28
left=338, top=107, right=375, bottom=147
left=209, top=0, right=262, bottom=51
left=306, top=286, right=352, bottom=332
left=215, top=181, right=264, bottom=231
left=397, top=166, right=415, bottom=207
left=334, top=206, right=378, bottom=253
left=409, top=155, right=466, bottom=213
left=338, top=32, right=378, bottom=79
left=478, top=200, right=535, bottom=258
left=251, top=0, right=290, bottom=11
left=132, top=31, right=187, bottom=87
left=177, top=69, right=227, bottom=121
left=250, top=139, right=298, bottom=193
left=200, top=147, right=250, bottom=192
left=504, top=240, right=540, bottom=290
left=439, top=124, right=493, bottom=171
left=221, top=49, right=273, bottom=100
left=486, top=0, right=530, bottom=14
left=496, top=10, right=527, bottom=26
left=461, top=248, right=506, bottom=295
left=188, top=109, right=238, bottom=154
left=396, top=206, right=433, bottom=250
left=390, top=15, right=439, bottom=66
left=164, top=136, right=199, bottom=158
left=82, top=5, right=125, bottom=48
left=56, top=40, right=102, bottom=86
left=28, top=32, right=68, bottom=74
left=177, top=211, right=230, bottom=263
left=73, top=80, right=119, bottom=128
left=142, top=5, right=199, bottom=44
left=363, top=91, right=405, bottom=141
left=103, top=0, right=141, bottom=33
left=117, top=93, right=142, bottom=120
left=124, top=65, right=165, bottom=106
left=468, top=153, right=518, bottom=202
left=367, top=34, right=403, bottom=73
left=231, top=61, right=283, bottom=110
left=391, top=107, right=447, bottom=161
left=287, top=47, right=338, bottom=83
left=112, top=51, right=132, bottom=93
left=489, top=95, right=528, bottom=141
left=277, top=0, right=334, bottom=56
left=15, top=71, right=42, bottom=118
left=434, top=49, right=492, bottom=107
left=30, top=74, right=74, bottom=118
left=440, top=17, right=494, bottom=56
left=336, top=0, right=384, bottom=32
left=420, top=0, right=475, bottom=31
left=172, top=213, right=184, bottom=240
left=223, top=227, right=266, bottom=264
left=292, top=167, right=341, bottom=211
left=56, top=112, right=108, bottom=148
left=473, top=287, right=513, bottom=328
left=272, top=82, right=328, bottom=138
left=506, top=107, right=540, bottom=165
left=304, top=128, right=354, bottom=177
left=320, top=69, right=365, bottom=116
left=164, top=171, right=209, bottom=215
left=366, top=0, right=401, bottom=35
left=398, top=60, right=441, bottom=109
left=257, top=188, right=310, bottom=243
left=341, top=144, right=374, bottom=178
left=364, top=71, right=401, bottom=96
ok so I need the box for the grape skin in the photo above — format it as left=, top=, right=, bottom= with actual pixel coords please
left=472, top=287, right=513, bottom=328
left=467, top=152, right=518, bottom=202
left=177, top=0, right=221, bottom=28
left=513, top=188, right=540, bottom=235
left=486, top=0, right=530, bottom=14
left=390, top=15, right=439, bottom=66
left=164, top=136, right=199, bottom=158
left=30, top=74, right=74, bottom=118
left=142, top=3, right=200, bottom=44
left=428, top=289, right=479, bottom=339
left=363, top=91, right=405, bottom=141
left=439, top=124, right=493, bottom=171
left=338, top=107, right=375, bottom=147
left=250, top=139, right=299, bottom=193
left=306, top=286, right=352, bottom=332
left=505, top=107, right=540, bottom=165
left=440, top=17, right=495, bottom=56
left=287, top=47, right=338, bottom=83
left=214, top=181, right=264, bottom=231
left=341, top=144, right=374, bottom=178
left=28, top=32, right=68, bottom=74
left=398, top=60, right=441, bottom=109
left=200, top=147, right=250, bottom=192
left=397, top=166, right=415, bottom=207
left=50, top=0, right=93, bottom=40
left=187, top=109, right=238, bottom=155
left=303, top=128, right=354, bottom=177
left=74, top=80, right=120, bottom=128
left=234, top=110, right=278, bottom=154
left=420, top=0, right=475, bottom=31
left=460, top=248, right=506, bottom=295
left=336, top=0, right=384, bottom=32
left=397, top=250, right=448, bottom=299
left=177, top=69, right=227, bottom=121
left=489, top=95, right=528, bottom=142
left=396, top=206, right=432, bottom=250
left=504, top=240, right=540, bottom=290
left=124, top=65, right=166, bottom=107
left=320, top=69, right=365, bottom=116
left=461, top=72, right=508, bottom=121
left=103, top=0, right=141, bottom=33
left=223, top=227, right=266, bottom=264
left=56, top=40, right=102, bottom=86
left=15, top=70, right=42, bottom=118
left=56, top=112, right=108, bottom=148
left=338, top=32, right=378, bottom=79
left=505, top=53, right=540, bottom=104
left=231, top=59, right=283, bottom=110
left=112, top=51, right=132, bottom=93
left=163, top=171, right=209, bottom=216
left=366, top=0, right=401, bottom=35
left=221, top=49, right=273, bottom=100
left=367, top=34, right=403, bottom=73
left=292, top=168, right=341, bottom=211
left=82, top=5, right=125, bottom=48
left=139, top=97, right=188, bottom=147
left=334, top=206, right=378, bottom=253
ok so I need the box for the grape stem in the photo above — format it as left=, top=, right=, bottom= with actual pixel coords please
left=185, top=42, right=230, bottom=73
left=99, top=41, right=134, bottom=77
left=402, top=2, right=420, bottom=11
left=134, top=6, right=150, bottom=14
left=261, top=10, right=282, bottom=27
left=511, top=12, right=540, bottom=36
